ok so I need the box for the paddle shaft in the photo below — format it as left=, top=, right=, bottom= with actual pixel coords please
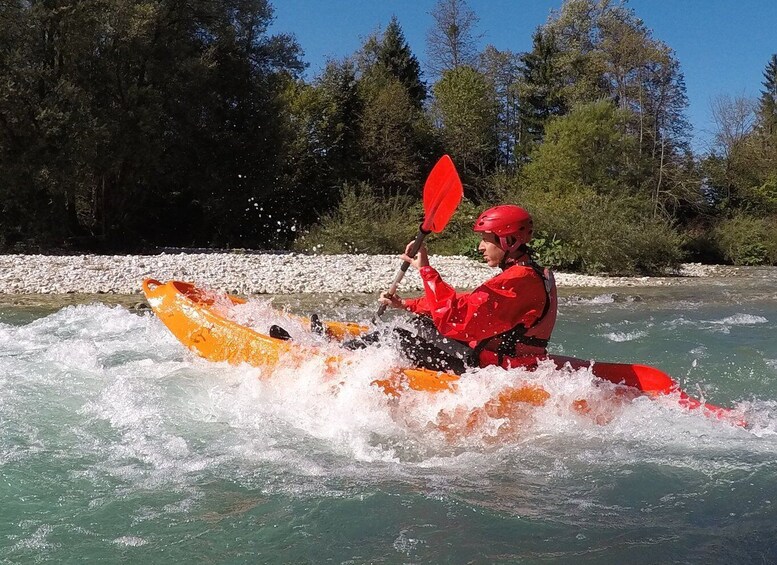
left=375, top=227, right=429, bottom=318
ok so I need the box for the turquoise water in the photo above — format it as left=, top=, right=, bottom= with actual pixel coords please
left=1, top=279, right=776, bottom=563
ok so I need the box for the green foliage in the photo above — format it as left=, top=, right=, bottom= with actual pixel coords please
left=517, top=0, right=692, bottom=219
left=529, top=232, right=579, bottom=271
left=0, top=0, right=768, bottom=278
left=294, top=187, right=483, bottom=258
left=358, top=73, right=435, bottom=194
left=376, top=17, right=427, bottom=108
left=425, top=199, right=482, bottom=257
left=742, top=175, right=777, bottom=215
left=517, top=28, right=568, bottom=153
left=521, top=100, right=639, bottom=196
left=280, top=61, right=364, bottom=226
left=712, top=213, right=777, bottom=266
left=759, top=54, right=777, bottom=136
left=351, top=19, right=438, bottom=195
left=510, top=187, right=685, bottom=274
left=293, top=183, right=420, bottom=254
left=0, top=0, right=304, bottom=250
left=479, top=46, right=522, bottom=168
left=432, top=67, right=498, bottom=177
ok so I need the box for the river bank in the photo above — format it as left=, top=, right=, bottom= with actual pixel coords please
left=0, top=252, right=769, bottom=295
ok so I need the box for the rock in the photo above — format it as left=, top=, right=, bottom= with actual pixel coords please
left=0, top=252, right=749, bottom=295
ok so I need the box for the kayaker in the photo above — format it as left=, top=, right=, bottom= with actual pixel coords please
left=349, top=205, right=558, bottom=374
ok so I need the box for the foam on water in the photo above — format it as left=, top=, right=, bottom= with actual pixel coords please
left=5, top=305, right=770, bottom=469
left=664, top=312, right=770, bottom=335
left=2, top=301, right=777, bottom=562
left=713, top=313, right=769, bottom=326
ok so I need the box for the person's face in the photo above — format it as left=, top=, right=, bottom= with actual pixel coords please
left=478, top=233, right=505, bottom=267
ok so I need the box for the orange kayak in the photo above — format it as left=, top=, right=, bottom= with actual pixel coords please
left=142, top=279, right=741, bottom=424
left=142, top=279, right=543, bottom=402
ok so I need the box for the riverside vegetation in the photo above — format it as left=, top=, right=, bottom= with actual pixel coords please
left=1, top=0, right=776, bottom=274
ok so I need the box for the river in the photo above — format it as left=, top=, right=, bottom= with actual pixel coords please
left=1, top=275, right=776, bottom=563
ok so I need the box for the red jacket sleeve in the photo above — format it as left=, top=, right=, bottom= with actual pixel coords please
left=410, top=265, right=547, bottom=344
left=403, top=292, right=433, bottom=315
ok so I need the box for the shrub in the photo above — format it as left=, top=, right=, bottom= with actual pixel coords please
left=296, top=183, right=488, bottom=257
left=293, top=183, right=419, bottom=254
left=712, top=213, right=777, bottom=265
left=424, top=199, right=482, bottom=257
left=530, top=232, right=579, bottom=271
left=508, top=188, right=685, bottom=275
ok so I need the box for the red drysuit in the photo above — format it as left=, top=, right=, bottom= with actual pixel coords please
left=403, top=263, right=557, bottom=368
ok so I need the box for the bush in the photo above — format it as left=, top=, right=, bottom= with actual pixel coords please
left=712, top=213, right=777, bottom=265
left=530, top=232, right=579, bottom=271
left=293, top=183, right=419, bottom=254
left=424, top=199, right=482, bottom=257
left=508, top=188, right=685, bottom=275
left=295, top=183, right=488, bottom=257
left=296, top=180, right=689, bottom=275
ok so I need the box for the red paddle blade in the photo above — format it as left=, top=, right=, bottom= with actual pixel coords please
left=421, top=155, right=463, bottom=233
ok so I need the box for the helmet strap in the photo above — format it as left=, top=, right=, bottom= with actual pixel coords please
left=498, top=243, right=529, bottom=270
left=499, top=235, right=523, bottom=254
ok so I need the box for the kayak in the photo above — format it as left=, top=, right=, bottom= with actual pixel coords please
left=142, top=279, right=742, bottom=425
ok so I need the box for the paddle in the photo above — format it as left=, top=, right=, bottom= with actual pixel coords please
left=375, top=155, right=463, bottom=319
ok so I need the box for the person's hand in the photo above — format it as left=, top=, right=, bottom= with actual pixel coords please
left=401, top=241, right=429, bottom=270
left=378, top=291, right=404, bottom=309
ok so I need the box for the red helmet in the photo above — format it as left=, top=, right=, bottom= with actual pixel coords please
left=473, top=205, right=533, bottom=253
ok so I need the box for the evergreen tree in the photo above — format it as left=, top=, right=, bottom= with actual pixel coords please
left=479, top=45, right=521, bottom=168
left=375, top=17, right=427, bottom=108
left=353, top=19, right=435, bottom=193
left=516, top=29, right=567, bottom=155
left=759, top=54, right=777, bottom=137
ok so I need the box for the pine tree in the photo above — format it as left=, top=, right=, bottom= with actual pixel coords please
left=376, top=17, right=427, bottom=108
left=516, top=29, right=567, bottom=153
left=759, top=54, right=777, bottom=136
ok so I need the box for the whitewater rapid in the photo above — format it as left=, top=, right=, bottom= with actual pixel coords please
left=2, top=291, right=777, bottom=562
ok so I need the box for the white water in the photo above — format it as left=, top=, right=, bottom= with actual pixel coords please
left=2, top=298, right=777, bottom=562
left=2, top=302, right=773, bottom=472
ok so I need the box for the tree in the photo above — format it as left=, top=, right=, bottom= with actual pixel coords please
left=521, top=100, right=636, bottom=196
left=516, top=0, right=693, bottom=221
left=354, top=19, right=435, bottom=193
left=426, top=0, right=480, bottom=77
left=359, top=73, right=431, bottom=193
left=433, top=66, right=498, bottom=178
left=516, top=28, right=568, bottom=156
left=479, top=46, right=522, bottom=168
left=759, top=54, right=777, bottom=137
left=370, top=16, right=427, bottom=108
left=514, top=101, right=685, bottom=274
left=0, top=0, right=305, bottom=250
left=278, top=61, right=364, bottom=227
left=539, top=0, right=691, bottom=150
left=705, top=92, right=777, bottom=215
left=710, top=95, right=757, bottom=161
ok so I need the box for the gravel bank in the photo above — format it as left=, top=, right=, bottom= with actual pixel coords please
left=0, top=253, right=742, bottom=295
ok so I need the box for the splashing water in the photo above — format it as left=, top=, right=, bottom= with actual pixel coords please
left=2, top=292, right=777, bottom=563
